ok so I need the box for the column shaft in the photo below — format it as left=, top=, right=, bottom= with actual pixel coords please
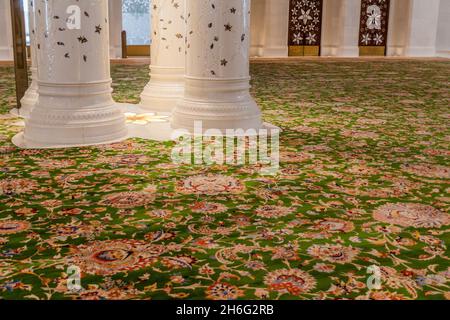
left=388, top=0, right=441, bottom=57
left=20, top=0, right=39, bottom=118
left=140, top=0, right=185, bottom=112
left=172, top=0, right=262, bottom=132
left=436, top=0, right=450, bottom=58
left=406, top=0, right=440, bottom=56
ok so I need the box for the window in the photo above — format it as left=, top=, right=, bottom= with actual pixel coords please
left=22, top=0, right=30, bottom=45
left=122, top=0, right=150, bottom=45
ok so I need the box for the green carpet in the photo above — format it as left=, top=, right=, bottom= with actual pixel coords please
left=0, top=60, right=449, bottom=300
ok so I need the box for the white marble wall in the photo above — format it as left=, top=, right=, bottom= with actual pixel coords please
left=0, top=0, right=14, bottom=61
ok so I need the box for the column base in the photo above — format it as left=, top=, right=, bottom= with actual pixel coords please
left=13, top=128, right=128, bottom=149
left=19, top=72, right=39, bottom=118
left=140, top=66, right=184, bottom=112
left=172, top=77, right=262, bottom=133
left=22, top=109, right=127, bottom=148
left=20, top=80, right=128, bottom=148
left=172, top=100, right=262, bottom=133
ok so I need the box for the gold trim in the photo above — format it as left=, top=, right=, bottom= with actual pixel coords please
left=304, top=46, right=320, bottom=56
left=127, top=45, right=150, bottom=57
left=289, top=46, right=304, bottom=56
left=289, top=45, right=320, bottom=56
left=359, top=46, right=386, bottom=56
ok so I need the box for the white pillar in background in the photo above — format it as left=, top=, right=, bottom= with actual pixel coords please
left=139, top=0, right=185, bottom=112
left=19, top=0, right=127, bottom=148
left=405, top=0, right=441, bottom=57
left=386, top=0, right=411, bottom=56
left=0, top=0, right=13, bottom=61
left=250, top=0, right=266, bottom=56
left=172, top=0, right=262, bottom=132
left=108, top=0, right=123, bottom=59
left=322, top=0, right=361, bottom=57
left=388, top=0, right=441, bottom=57
left=260, top=0, right=289, bottom=57
left=436, top=0, right=450, bottom=58
left=19, top=0, right=39, bottom=118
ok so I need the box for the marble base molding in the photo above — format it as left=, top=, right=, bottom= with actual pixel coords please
left=140, top=66, right=184, bottom=112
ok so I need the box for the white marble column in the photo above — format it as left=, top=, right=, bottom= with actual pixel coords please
left=0, top=0, right=13, bottom=61
left=108, top=0, right=123, bottom=59
left=19, top=0, right=39, bottom=118
left=259, top=0, right=289, bottom=57
left=172, top=0, right=262, bottom=132
left=139, top=0, right=185, bottom=112
left=405, top=0, right=441, bottom=57
left=250, top=0, right=266, bottom=56
left=386, top=0, right=410, bottom=56
left=436, top=0, right=450, bottom=58
left=16, top=0, right=127, bottom=148
left=388, top=0, right=441, bottom=57
left=321, top=0, right=361, bottom=57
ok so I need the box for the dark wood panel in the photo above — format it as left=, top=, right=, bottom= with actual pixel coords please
left=288, top=0, right=323, bottom=56
left=359, top=0, right=390, bottom=55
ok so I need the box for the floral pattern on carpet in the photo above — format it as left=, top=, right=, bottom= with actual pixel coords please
left=0, top=60, right=449, bottom=300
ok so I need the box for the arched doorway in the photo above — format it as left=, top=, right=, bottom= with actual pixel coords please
left=359, top=0, right=391, bottom=56
left=288, top=0, right=323, bottom=56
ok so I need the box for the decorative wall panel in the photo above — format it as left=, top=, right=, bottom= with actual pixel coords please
left=288, top=0, right=323, bottom=56
left=359, top=0, right=390, bottom=56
